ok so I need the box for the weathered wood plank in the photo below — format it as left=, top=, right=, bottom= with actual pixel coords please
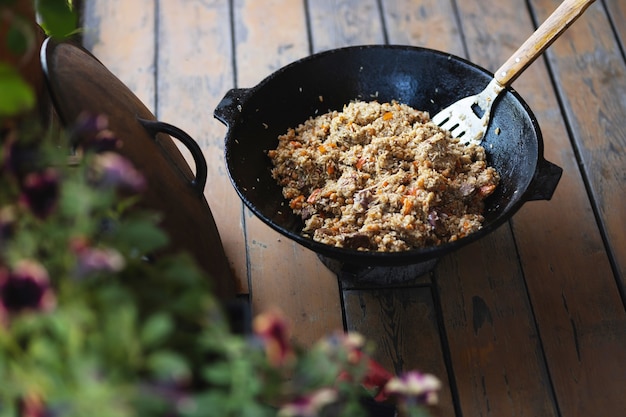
left=453, top=0, right=626, bottom=415
left=232, top=0, right=343, bottom=347
left=233, top=0, right=310, bottom=86
left=343, top=287, right=454, bottom=417
left=521, top=0, right=626, bottom=414
left=530, top=0, right=626, bottom=282
left=307, top=0, right=454, bottom=415
left=503, top=0, right=617, bottom=289
left=155, top=0, right=248, bottom=293
left=379, top=0, right=465, bottom=56
left=435, top=227, right=558, bottom=417
left=604, top=0, right=626, bottom=54
left=307, top=0, right=385, bottom=52
left=81, top=0, right=156, bottom=111
left=383, top=1, right=560, bottom=415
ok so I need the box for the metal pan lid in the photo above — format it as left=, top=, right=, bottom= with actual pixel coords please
left=41, top=38, right=235, bottom=300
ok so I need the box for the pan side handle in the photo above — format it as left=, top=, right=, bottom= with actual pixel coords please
left=525, top=158, right=563, bottom=201
left=213, top=88, right=252, bottom=126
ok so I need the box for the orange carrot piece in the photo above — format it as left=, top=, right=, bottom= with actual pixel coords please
left=290, top=195, right=305, bottom=209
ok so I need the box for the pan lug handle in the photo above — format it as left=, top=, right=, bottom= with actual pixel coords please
left=214, top=88, right=252, bottom=126
left=138, top=118, right=208, bottom=196
left=525, top=158, right=563, bottom=201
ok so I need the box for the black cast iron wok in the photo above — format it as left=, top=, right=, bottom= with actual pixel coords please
left=214, top=45, right=562, bottom=271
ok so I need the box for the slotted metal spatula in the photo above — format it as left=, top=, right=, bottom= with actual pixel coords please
left=431, top=0, right=596, bottom=145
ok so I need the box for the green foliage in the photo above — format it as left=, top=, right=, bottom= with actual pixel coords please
left=0, top=63, right=35, bottom=116
left=35, top=0, right=78, bottom=38
left=0, top=0, right=76, bottom=118
left=6, top=23, right=29, bottom=55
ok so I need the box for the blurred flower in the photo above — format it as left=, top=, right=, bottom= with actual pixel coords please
left=324, top=332, right=393, bottom=402
left=2, top=128, right=40, bottom=181
left=0, top=206, right=16, bottom=243
left=360, top=353, right=395, bottom=401
left=91, top=152, right=146, bottom=192
left=70, top=237, right=125, bottom=278
left=19, top=392, right=48, bottom=417
left=90, top=129, right=123, bottom=153
left=19, top=168, right=60, bottom=219
left=278, top=388, right=338, bottom=417
left=71, top=113, right=121, bottom=153
left=253, top=308, right=294, bottom=366
left=0, top=260, right=56, bottom=320
left=384, top=371, right=441, bottom=406
left=318, top=331, right=364, bottom=359
left=72, top=112, right=108, bottom=137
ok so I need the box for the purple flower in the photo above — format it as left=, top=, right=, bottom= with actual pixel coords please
left=91, top=152, right=146, bottom=192
left=74, top=112, right=109, bottom=134
left=278, top=388, right=338, bottom=417
left=0, top=260, right=56, bottom=320
left=384, top=371, right=441, bottom=406
left=71, top=238, right=125, bottom=278
left=71, top=113, right=121, bottom=152
left=19, top=168, right=60, bottom=219
left=88, top=128, right=121, bottom=153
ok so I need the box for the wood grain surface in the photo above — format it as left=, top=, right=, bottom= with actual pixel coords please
left=532, top=0, right=626, bottom=282
left=231, top=0, right=343, bottom=346
left=82, top=0, right=155, bottom=110
left=81, top=0, right=626, bottom=415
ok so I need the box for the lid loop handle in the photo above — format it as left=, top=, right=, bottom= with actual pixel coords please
left=138, top=118, right=208, bottom=195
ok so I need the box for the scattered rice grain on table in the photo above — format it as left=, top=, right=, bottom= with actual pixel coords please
left=267, top=100, right=500, bottom=252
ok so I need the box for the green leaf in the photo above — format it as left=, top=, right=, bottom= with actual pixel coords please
left=180, top=392, right=229, bottom=417
left=28, top=337, right=59, bottom=366
left=140, top=313, right=173, bottom=348
left=59, top=180, right=112, bottom=219
left=115, top=217, right=169, bottom=254
left=6, top=22, right=30, bottom=55
left=0, top=63, right=35, bottom=116
left=146, top=351, right=190, bottom=382
left=201, top=362, right=232, bottom=386
left=0, top=400, right=17, bottom=417
left=35, top=0, right=78, bottom=38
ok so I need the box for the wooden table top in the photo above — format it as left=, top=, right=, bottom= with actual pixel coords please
left=81, top=0, right=625, bottom=415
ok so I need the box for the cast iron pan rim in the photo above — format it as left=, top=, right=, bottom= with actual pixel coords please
left=236, top=43, right=547, bottom=178
left=223, top=44, right=547, bottom=266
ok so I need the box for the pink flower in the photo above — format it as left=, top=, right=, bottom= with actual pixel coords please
left=384, top=371, right=441, bottom=406
left=91, top=152, right=146, bottom=191
left=0, top=260, right=56, bottom=321
left=19, top=392, right=47, bottom=417
left=19, top=168, right=60, bottom=219
left=323, top=332, right=394, bottom=402
left=253, top=308, right=294, bottom=366
left=71, top=238, right=125, bottom=278
left=278, top=388, right=338, bottom=417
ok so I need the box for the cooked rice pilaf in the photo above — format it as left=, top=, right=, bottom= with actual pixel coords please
left=268, top=100, right=500, bottom=252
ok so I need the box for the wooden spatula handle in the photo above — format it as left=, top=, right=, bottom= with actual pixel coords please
left=494, top=0, right=596, bottom=86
